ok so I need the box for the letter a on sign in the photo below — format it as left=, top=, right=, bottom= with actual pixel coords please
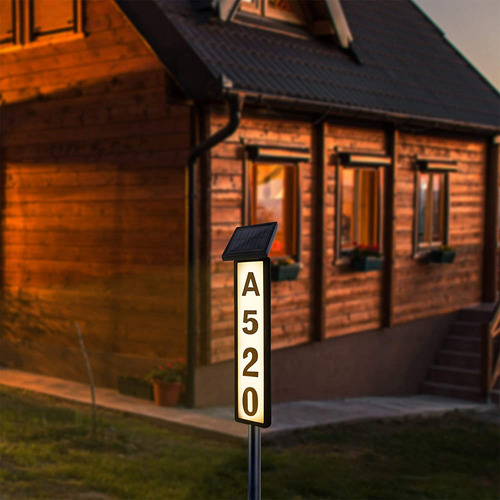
left=242, top=273, right=260, bottom=296
left=221, top=222, right=277, bottom=429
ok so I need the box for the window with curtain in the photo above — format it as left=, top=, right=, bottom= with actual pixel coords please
left=340, top=167, right=382, bottom=252
left=250, top=163, right=298, bottom=258
left=417, top=172, right=446, bottom=248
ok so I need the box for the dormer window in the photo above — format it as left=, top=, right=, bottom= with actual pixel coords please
left=240, top=0, right=305, bottom=25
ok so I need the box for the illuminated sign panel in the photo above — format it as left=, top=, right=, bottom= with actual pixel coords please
left=235, top=260, right=270, bottom=426
left=222, top=223, right=275, bottom=429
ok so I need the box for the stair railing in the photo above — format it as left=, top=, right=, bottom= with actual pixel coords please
left=481, top=299, right=500, bottom=402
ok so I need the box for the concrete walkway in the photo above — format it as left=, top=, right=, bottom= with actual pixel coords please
left=0, top=368, right=495, bottom=440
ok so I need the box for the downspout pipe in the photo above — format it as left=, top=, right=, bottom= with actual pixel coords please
left=186, top=93, right=243, bottom=408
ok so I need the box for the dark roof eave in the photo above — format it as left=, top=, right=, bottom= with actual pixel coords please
left=229, top=88, right=500, bottom=136
left=116, top=0, right=223, bottom=102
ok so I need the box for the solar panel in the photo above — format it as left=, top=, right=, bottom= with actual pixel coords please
left=222, top=222, right=278, bottom=261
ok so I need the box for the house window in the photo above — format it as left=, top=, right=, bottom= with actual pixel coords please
left=334, top=151, right=389, bottom=261
left=413, top=157, right=455, bottom=255
left=240, top=0, right=305, bottom=25
left=30, top=0, right=78, bottom=40
left=250, top=163, right=298, bottom=258
left=341, top=168, right=381, bottom=251
left=0, top=0, right=82, bottom=48
left=0, top=0, right=15, bottom=45
left=417, top=172, right=446, bottom=247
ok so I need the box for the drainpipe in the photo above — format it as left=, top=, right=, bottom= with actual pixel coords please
left=186, top=93, right=244, bottom=408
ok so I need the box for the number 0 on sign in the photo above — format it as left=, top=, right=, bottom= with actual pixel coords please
left=235, top=259, right=271, bottom=427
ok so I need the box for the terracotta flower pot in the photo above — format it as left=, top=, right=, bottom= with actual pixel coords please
left=152, top=380, right=182, bottom=407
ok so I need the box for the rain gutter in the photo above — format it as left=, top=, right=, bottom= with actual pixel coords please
left=237, top=89, right=500, bottom=136
left=186, top=92, right=244, bottom=408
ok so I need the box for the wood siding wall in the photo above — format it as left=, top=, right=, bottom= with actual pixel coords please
left=207, top=112, right=490, bottom=364
left=209, top=111, right=313, bottom=362
left=0, top=0, right=189, bottom=387
left=324, top=123, right=386, bottom=337
left=393, top=133, right=486, bottom=321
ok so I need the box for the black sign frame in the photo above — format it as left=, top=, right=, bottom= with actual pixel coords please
left=233, top=257, right=272, bottom=428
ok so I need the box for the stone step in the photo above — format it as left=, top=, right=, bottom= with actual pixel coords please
left=436, top=350, right=481, bottom=370
left=459, top=306, right=495, bottom=324
left=450, top=321, right=482, bottom=338
left=421, top=381, right=482, bottom=402
left=491, top=390, right=499, bottom=405
left=444, top=336, right=481, bottom=353
left=427, top=365, right=481, bottom=387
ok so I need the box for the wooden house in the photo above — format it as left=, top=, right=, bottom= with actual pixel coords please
left=1, top=0, right=499, bottom=407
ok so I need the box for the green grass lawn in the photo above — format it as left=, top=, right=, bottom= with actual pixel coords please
left=0, top=386, right=498, bottom=500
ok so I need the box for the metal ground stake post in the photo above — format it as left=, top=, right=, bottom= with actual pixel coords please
left=248, top=425, right=261, bottom=500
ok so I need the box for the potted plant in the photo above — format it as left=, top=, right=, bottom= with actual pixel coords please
left=271, top=257, right=301, bottom=282
left=146, top=359, right=186, bottom=407
left=352, top=244, right=383, bottom=272
left=430, top=244, right=456, bottom=263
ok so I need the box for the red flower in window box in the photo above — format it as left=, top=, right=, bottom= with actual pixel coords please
left=352, top=244, right=382, bottom=258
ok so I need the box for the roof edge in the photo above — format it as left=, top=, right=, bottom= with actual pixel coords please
left=232, top=89, right=500, bottom=135
left=116, top=0, right=224, bottom=101
left=409, top=0, right=499, bottom=98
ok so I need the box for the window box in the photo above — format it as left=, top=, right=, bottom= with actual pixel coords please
left=271, top=261, right=301, bottom=281
left=118, top=376, right=154, bottom=401
left=430, top=248, right=456, bottom=264
left=352, top=255, right=383, bottom=272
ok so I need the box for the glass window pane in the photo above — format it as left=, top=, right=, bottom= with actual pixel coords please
left=32, top=0, right=75, bottom=38
left=358, top=169, right=378, bottom=247
left=341, top=169, right=355, bottom=249
left=432, top=173, right=445, bottom=243
left=418, top=173, right=430, bottom=244
left=0, top=0, right=14, bottom=44
left=267, top=0, right=304, bottom=24
left=240, top=0, right=261, bottom=14
left=342, top=168, right=380, bottom=251
left=252, top=164, right=296, bottom=257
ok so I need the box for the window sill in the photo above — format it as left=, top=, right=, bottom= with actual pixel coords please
left=352, top=255, right=383, bottom=272
left=334, top=254, right=384, bottom=272
left=414, top=248, right=456, bottom=264
left=0, top=32, right=84, bottom=53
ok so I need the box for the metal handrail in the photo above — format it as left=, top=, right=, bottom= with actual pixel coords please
left=489, top=300, right=500, bottom=338
left=482, top=299, right=500, bottom=400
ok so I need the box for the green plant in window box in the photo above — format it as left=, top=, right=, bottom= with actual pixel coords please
left=271, top=257, right=301, bottom=281
left=430, top=244, right=456, bottom=264
left=352, top=244, right=383, bottom=272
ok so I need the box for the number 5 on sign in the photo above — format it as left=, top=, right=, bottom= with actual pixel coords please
left=235, top=259, right=271, bottom=427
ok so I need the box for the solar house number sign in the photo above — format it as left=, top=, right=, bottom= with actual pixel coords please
left=222, top=222, right=277, bottom=428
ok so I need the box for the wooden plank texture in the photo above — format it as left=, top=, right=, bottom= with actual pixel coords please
left=208, top=112, right=313, bottom=362
left=0, top=0, right=190, bottom=387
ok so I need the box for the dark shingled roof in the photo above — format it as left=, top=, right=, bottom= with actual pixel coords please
left=120, top=0, right=500, bottom=132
